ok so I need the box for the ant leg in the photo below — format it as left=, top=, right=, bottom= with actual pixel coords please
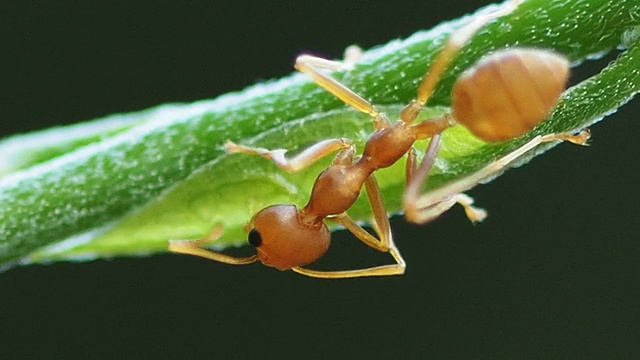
left=168, top=225, right=258, bottom=265
left=404, top=130, right=590, bottom=224
left=400, top=0, right=519, bottom=124
left=404, top=135, right=487, bottom=223
left=292, top=175, right=406, bottom=279
left=295, top=55, right=391, bottom=130
left=226, top=138, right=352, bottom=173
left=410, top=113, right=457, bottom=141
left=342, top=45, right=363, bottom=70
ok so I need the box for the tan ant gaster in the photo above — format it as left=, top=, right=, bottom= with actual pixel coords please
left=168, top=0, right=589, bottom=279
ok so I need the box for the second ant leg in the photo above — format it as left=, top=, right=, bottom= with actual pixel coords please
left=226, top=138, right=352, bottom=173
left=292, top=175, right=406, bottom=279
left=404, top=131, right=590, bottom=224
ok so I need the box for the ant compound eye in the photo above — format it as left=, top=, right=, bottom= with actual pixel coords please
left=248, top=229, right=262, bottom=247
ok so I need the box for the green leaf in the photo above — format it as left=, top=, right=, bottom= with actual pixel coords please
left=1, top=0, right=638, bottom=267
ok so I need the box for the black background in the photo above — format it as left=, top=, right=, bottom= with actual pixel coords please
left=1, top=1, right=639, bottom=358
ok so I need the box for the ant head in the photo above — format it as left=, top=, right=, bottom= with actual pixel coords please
left=247, top=204, right=330, bottom=271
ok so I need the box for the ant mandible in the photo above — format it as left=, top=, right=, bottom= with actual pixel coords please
left=169, top=0, right=589, bottom=279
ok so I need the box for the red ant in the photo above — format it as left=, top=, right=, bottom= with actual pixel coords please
left=169, top=0, right=589, bottom=278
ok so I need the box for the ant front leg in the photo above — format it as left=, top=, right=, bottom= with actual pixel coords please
left=404, top=131, right=590, bottom=224
left=226, top=138, right=353, bottom=173
left=292, top=175, right=406, bottom=279
left=295, top=54, right=391, bottom=130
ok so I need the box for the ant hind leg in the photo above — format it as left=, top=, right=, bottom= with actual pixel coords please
left=403, top=130, right=589, bottom=224
left=404, top=135, right=487, bottom=224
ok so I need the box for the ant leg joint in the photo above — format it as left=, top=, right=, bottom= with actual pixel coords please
left=399, top=100, right=424, bottom=124
left=372, top=113, right=392, bottom=130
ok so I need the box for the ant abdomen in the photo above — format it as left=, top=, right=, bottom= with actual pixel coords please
left=452, top=48, right=570, bottom=142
